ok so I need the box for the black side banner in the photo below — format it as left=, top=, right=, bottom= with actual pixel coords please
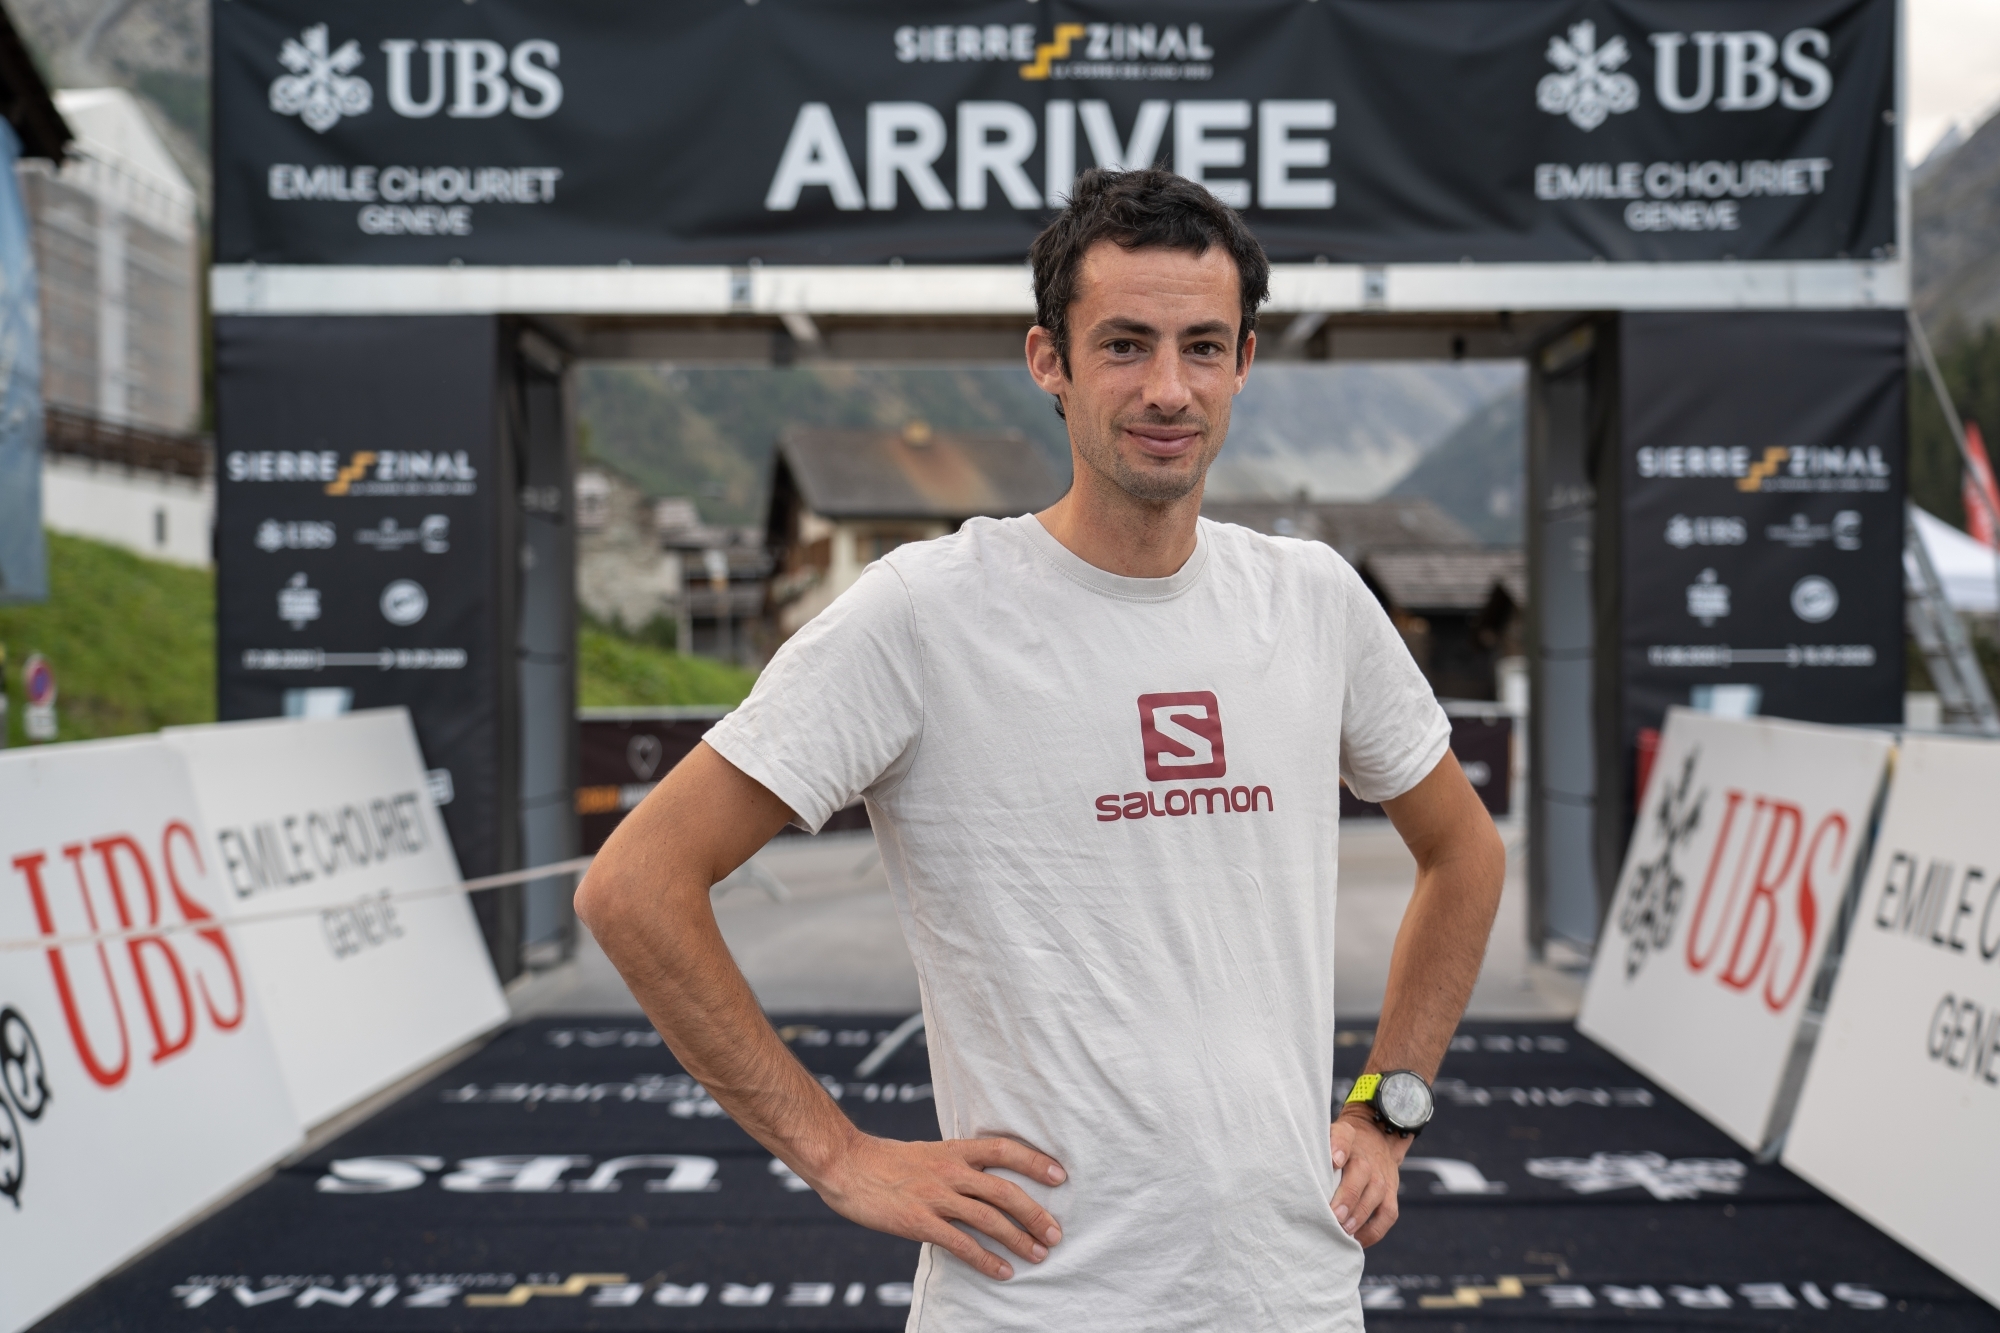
left=1618, top=310, right=1906, bottom=764
left=213, top=0, right=1897, bottom=267
left=214, top=316, right=508, bottom=879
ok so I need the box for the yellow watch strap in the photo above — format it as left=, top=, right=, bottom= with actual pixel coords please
left=1345, top=1073, right=1381, bottom=1105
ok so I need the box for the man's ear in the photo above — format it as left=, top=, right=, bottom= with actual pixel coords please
left=1026, top=325, right=1070, bottom=397
left=1235, top=328, right=1257, bottom=391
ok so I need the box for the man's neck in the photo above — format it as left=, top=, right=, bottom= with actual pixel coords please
left=1036, top=477, right=1205, bottom=580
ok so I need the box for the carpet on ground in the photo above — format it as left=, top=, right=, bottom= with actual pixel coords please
left=36, top=1020, right=1989, bottom=1331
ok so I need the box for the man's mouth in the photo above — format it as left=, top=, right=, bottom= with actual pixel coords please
left=1123, top=423, right=1203, bottom=459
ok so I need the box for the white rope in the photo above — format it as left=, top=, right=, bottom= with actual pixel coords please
left=0, top=855, right=596, bottom=954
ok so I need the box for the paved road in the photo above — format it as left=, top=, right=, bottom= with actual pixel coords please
left=514, top=817, right=1584, bottom=1022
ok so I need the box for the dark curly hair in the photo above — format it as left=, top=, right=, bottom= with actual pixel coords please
left=1029, top=167, right=1271, bottom=378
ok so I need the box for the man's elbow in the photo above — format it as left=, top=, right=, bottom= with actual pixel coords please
left=574, top=863, right=637, bottom=939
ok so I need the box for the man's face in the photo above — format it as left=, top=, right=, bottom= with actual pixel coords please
left=1029, top=240, right=1254, bottom=505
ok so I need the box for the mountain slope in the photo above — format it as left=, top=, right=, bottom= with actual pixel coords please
left=576, top=360, right=1514, bottom=526
left=1386, top=381, right=1527, bottom=546
left=1914, top=107, right=2000, bottom=338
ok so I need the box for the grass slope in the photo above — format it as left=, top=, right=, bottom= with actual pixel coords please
left=0, top=531, right=216, bottom=744
left=0, top=533, right=753, bottom=745
left=578, top=626, right=757, bottom=708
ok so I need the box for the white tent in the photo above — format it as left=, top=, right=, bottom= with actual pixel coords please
left=1908, top=506, right=2000, bottom=614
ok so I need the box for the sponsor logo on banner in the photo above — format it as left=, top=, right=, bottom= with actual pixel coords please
left=1685, top=569, right=1730, bottom=625
left=354, top=515, right=450, bottom=553
left=268, top=24, right=371, bottom=133
left=262, top=23, right=563, bottom=234
left=1537, top=22, right=1638, bottom=131
left=1524, top=1152, right=1744, bottom=1199
left=1765, top=511, right=1863, bottom=550
left=0, top=1007, right=49, bottom=1207
left=1790, top=575, right=1839, bottom=623
left=256, top=520, right=336, bottom=552
left=1580, top=712, right=1893, bottom=1151
left=170, top=1272, right=916, bottom=1312
left=277, top=573, right=321, bottom=629
left=1616, top=750, right=1706, bottom=979
left=1665, top=514, right=1745, bottom=548
left=9, top=825, right=251, bottom=1089
left=225, top=450, right=478, bottom=497
left=379, top=579, right=429, bottom=626
left=1359, top=1274, right=1885, bottom=1313
left=1634, top=445, right=1890, bottom=493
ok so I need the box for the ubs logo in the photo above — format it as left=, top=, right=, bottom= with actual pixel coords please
left=1137, top=692, right=1225, bottom=781
left=0, top=1007, right=50, bottom=1208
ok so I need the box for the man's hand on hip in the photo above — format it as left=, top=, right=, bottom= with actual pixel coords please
left=809, top=1133, right=1068, bottom=1281
left=1329, top=1107, right=1410, bottom=1247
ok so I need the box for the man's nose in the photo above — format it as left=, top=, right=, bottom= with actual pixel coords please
left=1141, top=347, right=1195, bottom=415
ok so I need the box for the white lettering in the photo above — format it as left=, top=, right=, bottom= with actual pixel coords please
left=867, top=103, right=952, bottom=210
left=1718, top=32, right=1780, bottom=110
left=508, top=40, right=562, bottom=118
left=1174, top=100, right=1251, bottom=208
left=449, top=40, right=510, bottom=118
left=381, top=39, right=448, bottom=117
left=1080, top=99, right=1170, bottom=171
left=1652, top=32, right=1719, bottom=112
left=957, top=101, right=1041, bottom=209
left=1780, top=29, right=1832, bottom=109
left=1045, top=100, right=1076, bottom=206
left=766, top=103, right=863, bottom=211
left=1258, top=100, right=1334, bottom=208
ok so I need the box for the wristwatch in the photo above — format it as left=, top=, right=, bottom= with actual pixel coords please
left=1344, top=1070, right=1434, bottom=1137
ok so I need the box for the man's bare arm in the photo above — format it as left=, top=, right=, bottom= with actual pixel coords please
left=1327, top=751, right=1506, bottom=1245
left=573, top=742, right=1065, bottom=1280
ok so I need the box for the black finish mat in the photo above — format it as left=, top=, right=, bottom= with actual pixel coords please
left=37, top=1020, right=1993, bottom=1331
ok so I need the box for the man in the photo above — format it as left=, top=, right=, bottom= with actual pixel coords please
left=577, top=168, right=1505, bottom=1330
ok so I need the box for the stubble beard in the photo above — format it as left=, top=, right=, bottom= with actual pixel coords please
left=1075, top=409, right=1221, bottom=505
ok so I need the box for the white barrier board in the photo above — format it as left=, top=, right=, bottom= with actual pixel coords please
left=0, top=738, right=300, bottom=1333
left=163, top=710, right=508, bottom=1127
left=1578, top=710, right=1892, bottom=1150
left=1784, top=734, right=2000, bottom=1306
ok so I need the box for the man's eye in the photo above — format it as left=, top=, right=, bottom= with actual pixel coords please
left=1188, top=341, right=1224, bottom=356
left=1106, top=340, right=1139, bottom=355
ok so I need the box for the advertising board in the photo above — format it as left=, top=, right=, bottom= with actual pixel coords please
left=214, top=315, right=509, bottom=882
left=1577, top=709, right=1891, bottom=1149
left=163, top=710, right=508, bottom=1127
left=1783, top=734, right=2000, bottom=1307
left=212, top=0, right=1896, bottom=268
left=1616, top=312, right=1907, bottom=784
left=0, top=738, right=299, bottom=1332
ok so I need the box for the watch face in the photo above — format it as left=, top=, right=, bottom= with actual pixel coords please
left=1378, top=1071, right=1433, bottom=1130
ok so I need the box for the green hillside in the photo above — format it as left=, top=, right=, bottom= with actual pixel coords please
left=0, top=531, right=216, bottom=744
left=579, top=626, right=757, bottom=708
left=0, top=532, right=750, bottom=745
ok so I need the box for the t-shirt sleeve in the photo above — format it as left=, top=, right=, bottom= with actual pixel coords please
left=1334, top=557, right=1453, bottom=805
left=703, top=561, right=926, bottom=833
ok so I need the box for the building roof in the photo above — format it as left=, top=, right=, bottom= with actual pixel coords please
left=1200, top=496, right=1479, bottom=562
left=776, top=426, right=1064, bottom=522
left=0, top=7, right=66, bottom=160
left=1362, top=548, right=1526, bottom=611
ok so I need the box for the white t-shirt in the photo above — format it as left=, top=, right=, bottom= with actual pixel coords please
left=705, top=514, right=1450, bottom=1332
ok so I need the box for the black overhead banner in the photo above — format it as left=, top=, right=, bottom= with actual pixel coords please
left=214, top=316, right=510, bottom=881
left=213, top=0, right=1897, bottom=267
left=1617, top=310, right=1905, bottom=759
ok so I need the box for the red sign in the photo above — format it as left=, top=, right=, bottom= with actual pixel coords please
left=22, top=654, right=53, bottom=707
